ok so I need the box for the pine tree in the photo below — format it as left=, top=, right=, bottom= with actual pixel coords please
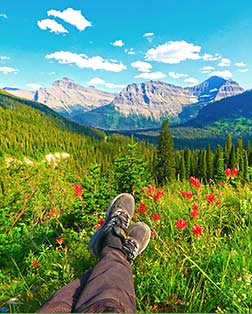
left=199, top=150, right=207, bottom=181
left=243, top=150, right=249, bottom=181
left=228, top=144, right=237, bottom=169
left=179, top=153, right=186, bottom=181
left=206, top=144, right=213, bottom=180
left=213, top=145, right=225, bottom=181
left=224, top=133, right=233, bottom=166
left=155, top=119, right=176, bottom=184
left=184, top=149, right=191, bottom=179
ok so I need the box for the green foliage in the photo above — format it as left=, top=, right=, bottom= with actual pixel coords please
left=155, top=120, right=176, bottom=184
left=113, top=142, right=150, bottom=195
left=213, top=145, right=226, bottom=181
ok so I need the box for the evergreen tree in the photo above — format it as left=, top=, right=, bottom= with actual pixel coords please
left=199, top=150, right=207, bottom=181
left=184, top=149, right=191, bottom=179
left=224, top=133, right=233, bottom=166
left=213, top=145, right=225, bottom=181
left=114, top=142, right=150, bottom=194
left=179, top=153, right=186, bottom=181
left=155, top=119, right=176, bottom=184
left=228, top=144, right=237, bottom=169
left=243, top=150, right=249, bottom=181
left=206, top=144, right=213, bottom=180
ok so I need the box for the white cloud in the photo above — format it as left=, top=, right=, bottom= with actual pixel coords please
left=184, top=77, right=199, bottom=85
left=238, top=68, right=249, bottom=73
left=208, top=70, right=232, bottom=79
left=48, top=8, right=91, bottom=31
left=201, top=66, right=215, bottom=73
left=0, top=13, right=7, bottom=19
left=131, top=61, right=152, bottom=72
left=143, top=32, right=154, bottom=42
left=0, top=66, right=18, bottom=74
left=218, top=58, right=231, bottom=67
left=134, top=71, right=166, bottom=80
left=45, top=51, right=127, bottom=72
left=0, top=56, right=10, bottom=61
left=89, top=77, right=125, bottom=89
left=235, top=62, right=246, bottom=67
left=111, top=40, right=125, bottom=47
left=26, top=83, right=42, bottom=90
left=168, top=72, right=189, bottom=79
left=143, top=32, right=154, bottom=37
left=145, top=40, right=202, bottom=64
left=124, top=48, right=135, bottom=55
left=38, top=19, right=68, bottom=34
left=202, top=53, right=221, bottom=61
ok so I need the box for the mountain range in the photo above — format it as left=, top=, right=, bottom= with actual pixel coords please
left=3, top=76, right=246, bottom=130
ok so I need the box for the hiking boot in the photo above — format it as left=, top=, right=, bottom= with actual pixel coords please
left=89, top=193, right=135, bottom=257
left=122, top=222, right=151, bottom=262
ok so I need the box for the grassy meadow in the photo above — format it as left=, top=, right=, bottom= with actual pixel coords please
left=0, top=158, right=252, bottom=313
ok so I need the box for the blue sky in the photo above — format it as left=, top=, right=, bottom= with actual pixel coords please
left=0, top=0, right=251, bottom=92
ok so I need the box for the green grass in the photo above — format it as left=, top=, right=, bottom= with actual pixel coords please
left=0, top=161, right=252, bottom=312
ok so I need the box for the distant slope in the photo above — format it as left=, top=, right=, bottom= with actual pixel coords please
left=3, top=87, right=35, bottom=100
left=0, top=89, right=150, bottom=174
left=0, top=89, right=104, bottom=139
left=35, top=77, right=114, bottom=117
left=186, top=90, right=252, bottom=127
left=73, top=81, right=197, bottom=129
left=185, top=76, right=244, bottom=102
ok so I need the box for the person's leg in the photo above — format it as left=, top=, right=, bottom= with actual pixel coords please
left=37, top=270, right=92, bottom=313
left=75, top=222, right=151, bottom=313
left=37, top=193, right=135, bottom=313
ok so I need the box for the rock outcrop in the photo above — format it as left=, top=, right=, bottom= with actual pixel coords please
left=111, top=81, right=197, bottom=119
left=35, top=77, right=114, bottom=117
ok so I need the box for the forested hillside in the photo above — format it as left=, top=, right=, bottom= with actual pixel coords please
left=0, top=90, right=155, bottom=175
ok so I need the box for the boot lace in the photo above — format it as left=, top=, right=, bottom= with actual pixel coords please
left=122, top=238, right=138, bottom=262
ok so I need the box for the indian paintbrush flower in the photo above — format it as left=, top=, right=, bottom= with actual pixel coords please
left=175, top=218, right=188, bottom=230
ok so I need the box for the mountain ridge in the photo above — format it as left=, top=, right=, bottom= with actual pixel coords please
left=3, top=76, right=246, bottom=130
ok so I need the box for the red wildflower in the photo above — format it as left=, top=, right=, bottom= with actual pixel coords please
left=192, top=224, right=204, bottom=237
left=150, top=230, right=156, bottom=238
left=190, top=210, right=199, bottom=218
left=95, top=224, right=101, bottom=230
left=175, top=218, right=188, bottom=230
left=225, top=168, right=232, bottom=178
left=98, top=218, right=105, bottom=225
left=231, top=168, right=239, bottom=176
left=215, top=200, right=221, bottom=206
left=206, top=193, right=215, bottom=204
left=141, top=187, right=146, bottom=194
left=49, top=209, right=61, bottom=219
left=192, top=204, right=199, bottom=212
left=137, top=201, right=147, bottom=214
left=154, top=189, right=163, bottom=201
left=33, top=260, right=40, bottom=269
left=56, top=236, right=64, bottom=244
left=75, top=183, right=83, bottom=197
left=153, top=213, right=160, bottom=221
left=147, top=184, right=155, bottom=195
left=181, top=190, right=193, bottom=200
left=190, top=176, right=201, bottom=189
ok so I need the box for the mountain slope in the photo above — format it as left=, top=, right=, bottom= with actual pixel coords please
left=185, top=76, right=244, bottom=102
left=3, top=87, right=35, bottom=100
left=73, top=81, right=197, bottom=129
left=35, top=77, right=114, bottom=117
left=186, top=90, right=252, bottom=127
left=0, top=89, right=148, bottom=173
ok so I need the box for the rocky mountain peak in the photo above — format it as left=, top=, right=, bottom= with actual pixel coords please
left=215, top=79, right=244, bottom=101
left=112, top=80, right=197, bottom=119
left=186, top=76, right=244, bottom=102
